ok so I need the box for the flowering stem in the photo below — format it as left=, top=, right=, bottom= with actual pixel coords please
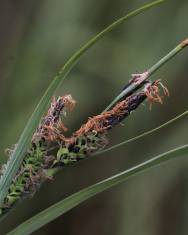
left=0, top=0, right=166, bottom=209
left=104, top=38, right=188, bottom=112
left=148, top=38, right=188, bottom=75
left=46, top=38, right=188, bottom=185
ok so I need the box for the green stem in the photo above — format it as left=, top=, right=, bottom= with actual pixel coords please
left=104, top=38, right=188, bottom=111
left=7, top=145, right=188, bottom=235
left=148, top=42, right=185, bottom=75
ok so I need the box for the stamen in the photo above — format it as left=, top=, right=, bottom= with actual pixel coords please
left=143, top=80, right=169, bottom=109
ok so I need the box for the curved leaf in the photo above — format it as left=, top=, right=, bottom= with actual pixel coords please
left=7, top=144, right=188, bottom=235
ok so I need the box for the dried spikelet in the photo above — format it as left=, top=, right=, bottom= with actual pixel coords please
left=33, top=95, right=76, bottom=142
left=74, top=100, right=127, bottom=137
left=75, top=80, right=169, bottom=137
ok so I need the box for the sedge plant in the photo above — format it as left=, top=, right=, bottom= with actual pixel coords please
left=0, top=1, right=188, bottom=234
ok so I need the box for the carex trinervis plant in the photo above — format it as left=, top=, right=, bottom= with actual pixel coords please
left=0, top=78, right=169, bottom=215
left=0, top=1, right=188, bottom=234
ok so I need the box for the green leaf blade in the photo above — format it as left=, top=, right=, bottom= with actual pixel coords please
left=95, top=110, right=188, bottom=156
left=7, top=144, right=188, bottom=235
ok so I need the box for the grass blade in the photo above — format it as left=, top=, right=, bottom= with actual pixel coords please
left=0, top=0, right=166, bottom=207
left=94, top=110, right=188, bottom=156
left=7, top=144, right=188, bottom=235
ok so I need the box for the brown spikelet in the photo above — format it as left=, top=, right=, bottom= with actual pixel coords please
left=75, top=100, right=128, bottom=137
left=32, top=95, right=76, bottom=143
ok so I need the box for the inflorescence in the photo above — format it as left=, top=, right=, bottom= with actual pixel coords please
left=0, top=77, right=169, bottom=215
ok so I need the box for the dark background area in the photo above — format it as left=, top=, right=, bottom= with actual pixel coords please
left=0, top=0, right=188, bottom=234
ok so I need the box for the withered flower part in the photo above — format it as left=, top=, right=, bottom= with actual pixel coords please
left=75, top=80, right=169, bottom=137
left=33, top=94, right=76, bottom=142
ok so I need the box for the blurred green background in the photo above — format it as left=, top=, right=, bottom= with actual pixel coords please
left=0, top=0, right=188, bottom=234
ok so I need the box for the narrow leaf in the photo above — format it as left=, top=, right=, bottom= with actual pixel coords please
left=7, top=144, right=188, bottom=235
left=94, top=110, right=188, bottom=156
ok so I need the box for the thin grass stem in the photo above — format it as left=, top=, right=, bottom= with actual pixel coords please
left=104, top=38, right=188, bottom=111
